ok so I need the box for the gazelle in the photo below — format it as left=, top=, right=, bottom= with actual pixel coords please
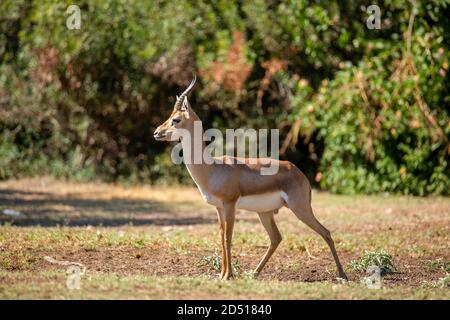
left=153, top=74, right=347, bottom=280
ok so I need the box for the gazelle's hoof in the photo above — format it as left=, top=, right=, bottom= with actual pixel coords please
left=251, top=271, right=260, bottom=279
left=337, top=272, right=348, bottom=281
left=221, top=273, right=234, bottom=280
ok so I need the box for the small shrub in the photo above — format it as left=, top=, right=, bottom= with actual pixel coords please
left=348, top=250, right=396, bottom=275
left=198, top=252, right=240, bottom=274
left=425, top=259, right=450, bottom=273
left=421, top=276, right=450, bottom=289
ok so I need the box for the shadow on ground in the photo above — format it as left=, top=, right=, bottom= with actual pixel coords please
left=0, top=189, right=215, bottom=227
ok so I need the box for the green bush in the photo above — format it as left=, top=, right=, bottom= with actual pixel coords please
left=0, top=0, right=448, bottom=194
left=348, top=250, right=396, bottom=275
left=279, top=0, right=450, bottom=195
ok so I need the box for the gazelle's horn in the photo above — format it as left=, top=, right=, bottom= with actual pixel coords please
left=175, top=73, right=196, bottom=109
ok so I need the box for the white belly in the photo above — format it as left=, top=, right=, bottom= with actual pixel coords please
left=237, top=192, right=287, bottom=212
left=200, top=190, right=288, bottom=212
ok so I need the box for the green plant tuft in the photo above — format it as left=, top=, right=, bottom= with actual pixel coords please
left=198, top=252, right=240, bottom=275
left=348, top=250, right=396, bottom=275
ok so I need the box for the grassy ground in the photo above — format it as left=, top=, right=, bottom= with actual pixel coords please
left=0, top=178, right=449, bottom=299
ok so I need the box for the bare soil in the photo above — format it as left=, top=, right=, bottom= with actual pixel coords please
left=0, top=178, right=449, bottom=299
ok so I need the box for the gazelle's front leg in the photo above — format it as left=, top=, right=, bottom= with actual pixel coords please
left=222, top=201, right=236, bottom=280
left=215, top=207, right=226, bottom=279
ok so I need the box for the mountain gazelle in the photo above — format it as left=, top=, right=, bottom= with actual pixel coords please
left=153, top=74, right=347, bottom=280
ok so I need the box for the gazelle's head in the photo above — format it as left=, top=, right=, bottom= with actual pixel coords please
left=153, top=74, right=197, bottom=141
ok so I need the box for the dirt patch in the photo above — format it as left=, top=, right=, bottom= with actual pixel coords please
left=13, top=245, right=447, bottom=288
left=1, top=179, right=449, bottom=299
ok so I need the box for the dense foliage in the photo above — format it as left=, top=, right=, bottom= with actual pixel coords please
left=0, top=0, right=448, bottom=194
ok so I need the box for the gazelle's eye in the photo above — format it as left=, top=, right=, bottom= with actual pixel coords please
left=171, top=118, right=181, bottom=126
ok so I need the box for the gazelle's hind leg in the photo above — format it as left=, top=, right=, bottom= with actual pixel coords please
left=253, top=211, right=282, bottom=276
left=287, top=193, right=348, bottom=280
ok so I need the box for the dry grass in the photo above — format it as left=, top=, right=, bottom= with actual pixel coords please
left=0, top=178, right=449, bottom=299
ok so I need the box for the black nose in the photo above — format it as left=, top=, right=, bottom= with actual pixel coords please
left=153, top=129, right=165, bottom=140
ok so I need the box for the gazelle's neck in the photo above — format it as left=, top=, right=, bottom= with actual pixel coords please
left=181, top=114, right=211, bottom=189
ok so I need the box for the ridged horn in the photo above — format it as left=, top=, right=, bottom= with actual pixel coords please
left=174, top=73, right=196, bottom=110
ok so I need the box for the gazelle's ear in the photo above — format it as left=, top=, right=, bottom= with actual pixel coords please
left=181, top=96, right=190, bottom=119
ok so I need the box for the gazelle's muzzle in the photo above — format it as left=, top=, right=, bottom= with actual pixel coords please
left=153, top=128, right=166, bottom=141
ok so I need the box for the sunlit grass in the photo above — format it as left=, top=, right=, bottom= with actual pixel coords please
left=0, top=178, right=449, bottom=299
left=1, top=270, right=448, bottom=300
